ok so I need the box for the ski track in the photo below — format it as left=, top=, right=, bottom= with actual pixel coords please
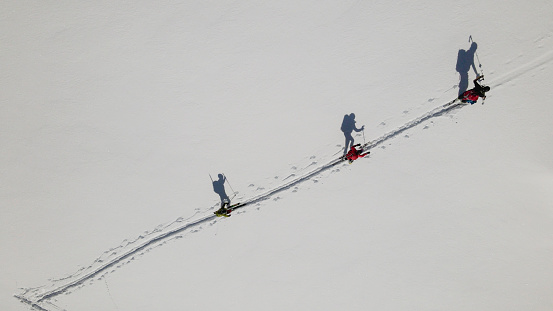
left=13, top=100, right=464, bottom=310
left=490, top=49, right=553, bottom=89
left=15, top=51, right=553, bottom=311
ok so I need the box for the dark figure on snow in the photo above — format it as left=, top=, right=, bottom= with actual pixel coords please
left=212, top=174, right=230, bottom=208
left=456, top=42, right=479, bottom=96
left=458, top=75, right=490, bottom=104
left=340, top=113, right=364, bottom=155
left=344, top=144, right=370, bottom=164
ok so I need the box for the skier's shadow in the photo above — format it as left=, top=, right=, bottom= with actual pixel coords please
left=212, top=174, right=230, bottom=206
left=455, top=40, right=479, bottom=96
left=340, top=113, right=364, bottom=155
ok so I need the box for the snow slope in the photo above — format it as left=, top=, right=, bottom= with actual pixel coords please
left=2, top=1, right=553, bottom=310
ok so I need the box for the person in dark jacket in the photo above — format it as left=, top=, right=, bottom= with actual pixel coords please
left=458, top=75, right=490, bottom=104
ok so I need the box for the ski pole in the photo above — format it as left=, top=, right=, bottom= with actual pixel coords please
left=222, top=173, right=236, bottom=195
left=469, top=36, right=484, bottom=78
left=476, top=52, right=483, bottom=78
left=209, top=174, right=214, bottom=182
left=362, top=128, right=366, bottom=145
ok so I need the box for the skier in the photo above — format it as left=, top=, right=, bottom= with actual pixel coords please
left=340, top=113, right=365, bottom=155
left=458, top=75, right=490, bottom=104
left=344, top=144, right=370, bottom=164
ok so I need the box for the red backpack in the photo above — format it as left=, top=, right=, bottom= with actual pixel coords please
left=460, top=89, right=479, bottom=102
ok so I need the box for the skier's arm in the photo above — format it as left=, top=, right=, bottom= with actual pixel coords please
left=473, top=75, right=487, bottom=100
left=473, top=77, right=482, bottom=89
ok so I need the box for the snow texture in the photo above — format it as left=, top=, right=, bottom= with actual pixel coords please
left=2, top=1, right=553, bottom=310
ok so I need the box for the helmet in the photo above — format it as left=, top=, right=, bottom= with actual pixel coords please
left=483, top=86, right=490, bottom=92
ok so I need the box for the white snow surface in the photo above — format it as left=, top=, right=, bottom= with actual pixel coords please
left=2, top=1, right=553, bottom=310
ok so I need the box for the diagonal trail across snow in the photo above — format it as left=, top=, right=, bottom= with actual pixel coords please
left=361, top=101, right=465, bottom=152
left=14, top=99, right=467, bottom=310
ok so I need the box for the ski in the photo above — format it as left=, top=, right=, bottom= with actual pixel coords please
left=443, top=98, right=460, bottom=108
left=214, top=202, right=245, bottom=217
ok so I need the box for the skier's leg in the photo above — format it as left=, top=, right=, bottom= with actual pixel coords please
left=344, top=133, right=354, bottom=154
left=458, top=72, right=469, bottom=97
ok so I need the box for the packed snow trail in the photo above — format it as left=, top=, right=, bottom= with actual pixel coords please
left=361, top=100, right=466, bottom=153
left=14, top=98, right=467, bottom=310
left=16, top=215, right=216, bottom=304
left=490, top=50, right=553, bottom=89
